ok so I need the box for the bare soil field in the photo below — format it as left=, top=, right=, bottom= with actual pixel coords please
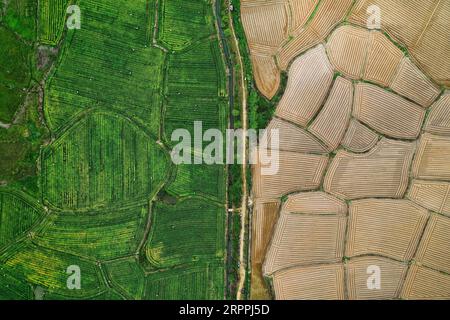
left=346, top=256, right=408, bottom=300
left=247, top=0, right=450, bottom=300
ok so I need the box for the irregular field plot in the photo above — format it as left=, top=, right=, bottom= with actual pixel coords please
left=0, top=191, right=44, bottom=249
left=346, top=199, right=429, bottom=261
left=0, top=242, right=105, bottom=299
left=158, top=0, right=214, bottom=51
left=146, top=198, right=225, bottom=268
left=105, top=258, right=146, bottom=300
left=34, top=204, right=148, bottom=260
left=346, top=256, right=408, bottom=300
left=42, top=112, right=169, bottom=211
left=163, top=39, right=226, bottom=143
left=145, top=263, right=224, bottom=300
left=166, top=163, right=226, bottom=202
left=272, top=263, right=345, bottom=300
left=38, top=0, right=70, bottom=44
left=44, top=0, right=164, bottom=135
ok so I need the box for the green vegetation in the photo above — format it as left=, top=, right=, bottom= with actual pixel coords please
left=38, top=0, right=71, bottom=45
left=35, top=204, right=148, bottom=260
left=166, top=162, right=226, bottom=202
left=44, top=0, right=164, bottom=136
left=163, top=39, right=227, bottom=142
left=158, top=0, right=214, bottom=51
left=2, top=0, right=37, bottom=41
left=42, top=112, right=169, bottom=211
left=0, top=242, right=105, bottom=299
left=145, top=262, right=224, bottom=300
left=0, top=266, right=32, bottom=300
left=0, top=26, right=32, bottom=123
left=105, top=258, right=146, bottom=300
left=1, top=0, right=229, bottom=300
left=0, top=191, right=44, bottom=248
left=146, top=198, right=225, bottom=268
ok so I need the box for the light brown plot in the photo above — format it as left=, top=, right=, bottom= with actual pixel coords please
left=287, top=0, right=318, bottom=34
left=353, top=83, right=425, bottom=139
left=345, top=199, right=429, bottom=261
left=412, top=134, right=450, bottom=181
left=349, top=0, right=436, bottom=48
left=401, top=264, right=450, bottom=300
left=324, top=139, right=415, bottom=200
left=349, top=0, right=450, bottom=87
left=272, top=263, right=345, bottom=300
left=277, top=0, right=354, bottom=70
left=326, top=26, right=404, bottom=86
left=251, top=53, right=281, bottom=100
left=251, top=199, right=281, bottom=266
left=391, top=58, right=440, bottom=108
left=283, top=192, right=347, bottom=215
left=241, top=1, right=289, bottom=98
left=264, top=212, right=346, bottom=274
left=341, top=119, right=379, bottom=153
left=275, top=45, right=334, bottom=127
left=411, top=0, right=450, bottom=87
left=250, top=198, right=281, bottom=300
left=364, top=32, right=404, bottom=86
left=264, top=118, right=328, bottom=154
left=241, top=2, right=289, bottom=48
left=346, top=256, right=408, bottom=300
left=326, top=25, right=369, bottom=79
left=407, top=180, right=450, bottom=217
left=253, top=149, right=328, bottom=199
left=415, top=214, right=450, bottom=274
left=425, top=93, right=450, bottom=135
left=309, top=77, right=353, bottom=151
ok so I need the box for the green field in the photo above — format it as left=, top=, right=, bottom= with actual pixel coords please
left=41, top=112, right=169, bottom=211
left=167, top=162, right=226, bottom=202
left=158, top=0, right=215, bottom=51
left=0, top=191, right=44, bottom=249
left=145, top=262, right=224, bottom=300
left=146, top=198, right=225, bottom=268
left=0, top=26, right=32, bottom=123
left=0, top=0, right=228, bottom=300
left=38, top=0, right=71, bottom=44
left=44, top=0, right=164, bottom=136
left=34, top=204, right=148, bottom=260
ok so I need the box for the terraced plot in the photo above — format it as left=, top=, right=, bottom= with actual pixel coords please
left=146, top=198, right=225, bottom=268
left=346, top=257, right=408, bottom=300
left=163, top=39, right=227, bottom=144
left=42, top=112, right=169, bottom=211
left=145, top=262, right=224, bottom=300
left=158, top=0, right=214, bottom=51
left=0, top=242, right=105, bottom=299
left=34, top=204, right=148, bottom=260
left=0, top=191, right=44, bottom=249
left=38, top=0, right=70, bottom=45
left=44, top=0, right=164, bottom=135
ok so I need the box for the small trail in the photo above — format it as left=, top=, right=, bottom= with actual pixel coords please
left=0, top=121, right=11, bottom=129
left=227, top=7, right=249, bottom=301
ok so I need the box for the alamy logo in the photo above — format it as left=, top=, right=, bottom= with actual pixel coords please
left=367, top=5, right=381, bottom=30
left=366, top=265, right=381, bottom=290
left=67, top=5, right=81, bottom=30
left=66, top=265, right=81, bottom=290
